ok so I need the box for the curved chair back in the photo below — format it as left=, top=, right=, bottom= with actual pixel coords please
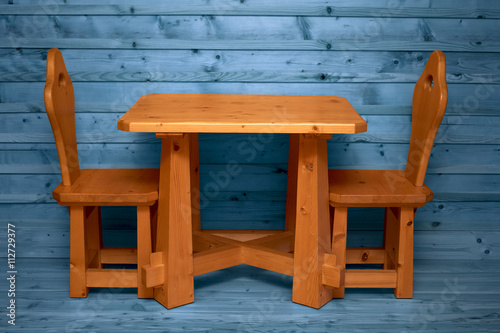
left=405, top=50, right=448, bottom=186
left=44, top=48, right=80, bottom=186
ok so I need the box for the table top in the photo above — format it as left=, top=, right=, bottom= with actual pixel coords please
left=118, top=93, right=367, bottom=134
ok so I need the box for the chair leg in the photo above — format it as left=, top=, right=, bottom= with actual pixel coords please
left=331, top=206, right=347, bottom=298
left=384, top=207, right=414, bottom=298
left=85, top=206, right=102, bottom=269
left=383, top=207, right=397, bottom=271
left=69, top=206, right=89, bottom=297
left=137, top=205, right=154, bottom=299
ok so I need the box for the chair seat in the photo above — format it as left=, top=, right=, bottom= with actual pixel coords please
left=53, top=169, right=159, bottom=206
left=328, top=169, right=433, bottom=207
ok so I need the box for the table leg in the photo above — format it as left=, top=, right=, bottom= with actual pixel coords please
left=292, top=134, right=333, bottom=308
left=154, top=134, right=195, bottom=309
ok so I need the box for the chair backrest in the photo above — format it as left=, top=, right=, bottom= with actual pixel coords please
left=405, top=50, right=448, bottom=186
left=44, top=48, right=80, bottom=186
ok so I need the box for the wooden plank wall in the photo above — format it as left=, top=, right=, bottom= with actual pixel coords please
left=0, top=0, right=499, bottom=262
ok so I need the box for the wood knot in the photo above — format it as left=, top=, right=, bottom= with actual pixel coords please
left=305, top=163, right=314, bottom=171
left=300, top=207, right=307, bottom=215
left=407, top=221, right=413, bottom=226
left=362, top=252, right=368, bottom=262
left=173, top=144, right=180, bottom=151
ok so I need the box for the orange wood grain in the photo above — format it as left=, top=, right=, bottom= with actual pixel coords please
left=327, top=51, right=447, bottom=298
left=142, top=252, right=165, bottom=288
left=345, top=270, right=397, bottom=288
left=331, top=207, right=347, bottom=298
left=328, top=169, right=433, bottom=207
left=292, top=134, right=333, bottom=309
left=86, top=269, right=138, bottom=288
left=44, top=48, right=79, bottom=186
left=154, top=134, right=195, bottom=309
left=137, top=206, right=154, bottom=298
left=192, top=231, right=294, bottom=276
left=246, top=231, right=295, bottom=253
left=118, top=94, right=367, bottom=134
left=346, top=247, right=386, bottom=264
left=393, top=207, right=415, bottom=298
left=193, top=245, right=242, bottom=276
left=69, top=206, right=88, bottom=297
left=406, top=50, right=448, bottom=186
left=52, top=169, right=159, bottom=205
left=116, top=56, right=368, bottom=309
left=45, top=49, right=159, bottom=301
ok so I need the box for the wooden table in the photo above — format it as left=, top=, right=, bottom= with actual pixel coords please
left=118, top=93, right=367, bottom=309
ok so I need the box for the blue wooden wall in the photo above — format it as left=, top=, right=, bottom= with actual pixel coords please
left=0, top=0, right=499, bottom=263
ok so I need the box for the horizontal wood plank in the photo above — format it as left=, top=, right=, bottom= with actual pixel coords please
left=347, top=247, right=386, bottom=264
left=2, top=38, right=499, bottom=52
left=86, top=268, right=138, bottom=288
left=2, top=82, right=498, bottom=110
left=241, top=245, right=294, bottom=276
left=1, top=5, right=500, bottom=18
left=193, top=245, right=242, bottom=276
left=0, top=50, right=498, bottom=78
left=345, top=269, right=398, bottom=288
left=2, top=16, right=499, bottom=43
left=4, top=70, right=498, bottom=84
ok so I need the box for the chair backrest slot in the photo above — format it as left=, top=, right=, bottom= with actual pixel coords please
left=405, top=51, right=448, bottom=187
left=44, top=48, right=80, bottom=186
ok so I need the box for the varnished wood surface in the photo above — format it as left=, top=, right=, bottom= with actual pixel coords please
left=406, top=50, right=448, bottom=186
left=329, top=169, right=433, bottom=207
left=44, top=48, right=159, bottom=302
left=326, top=51, right=448, bottom=298
left=118, top=93, right=367, bottom=134
left=44, top=48, right=79, bottom=186
left=52, top=168, right=159, bottom=205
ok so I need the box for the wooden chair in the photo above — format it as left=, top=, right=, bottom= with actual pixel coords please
left=44, top=48, right=159, bottom=299
left=328, top=50, right=448, bottom=298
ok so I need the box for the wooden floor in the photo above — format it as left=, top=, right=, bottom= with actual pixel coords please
left=3, top=258, right=499, bottom=332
